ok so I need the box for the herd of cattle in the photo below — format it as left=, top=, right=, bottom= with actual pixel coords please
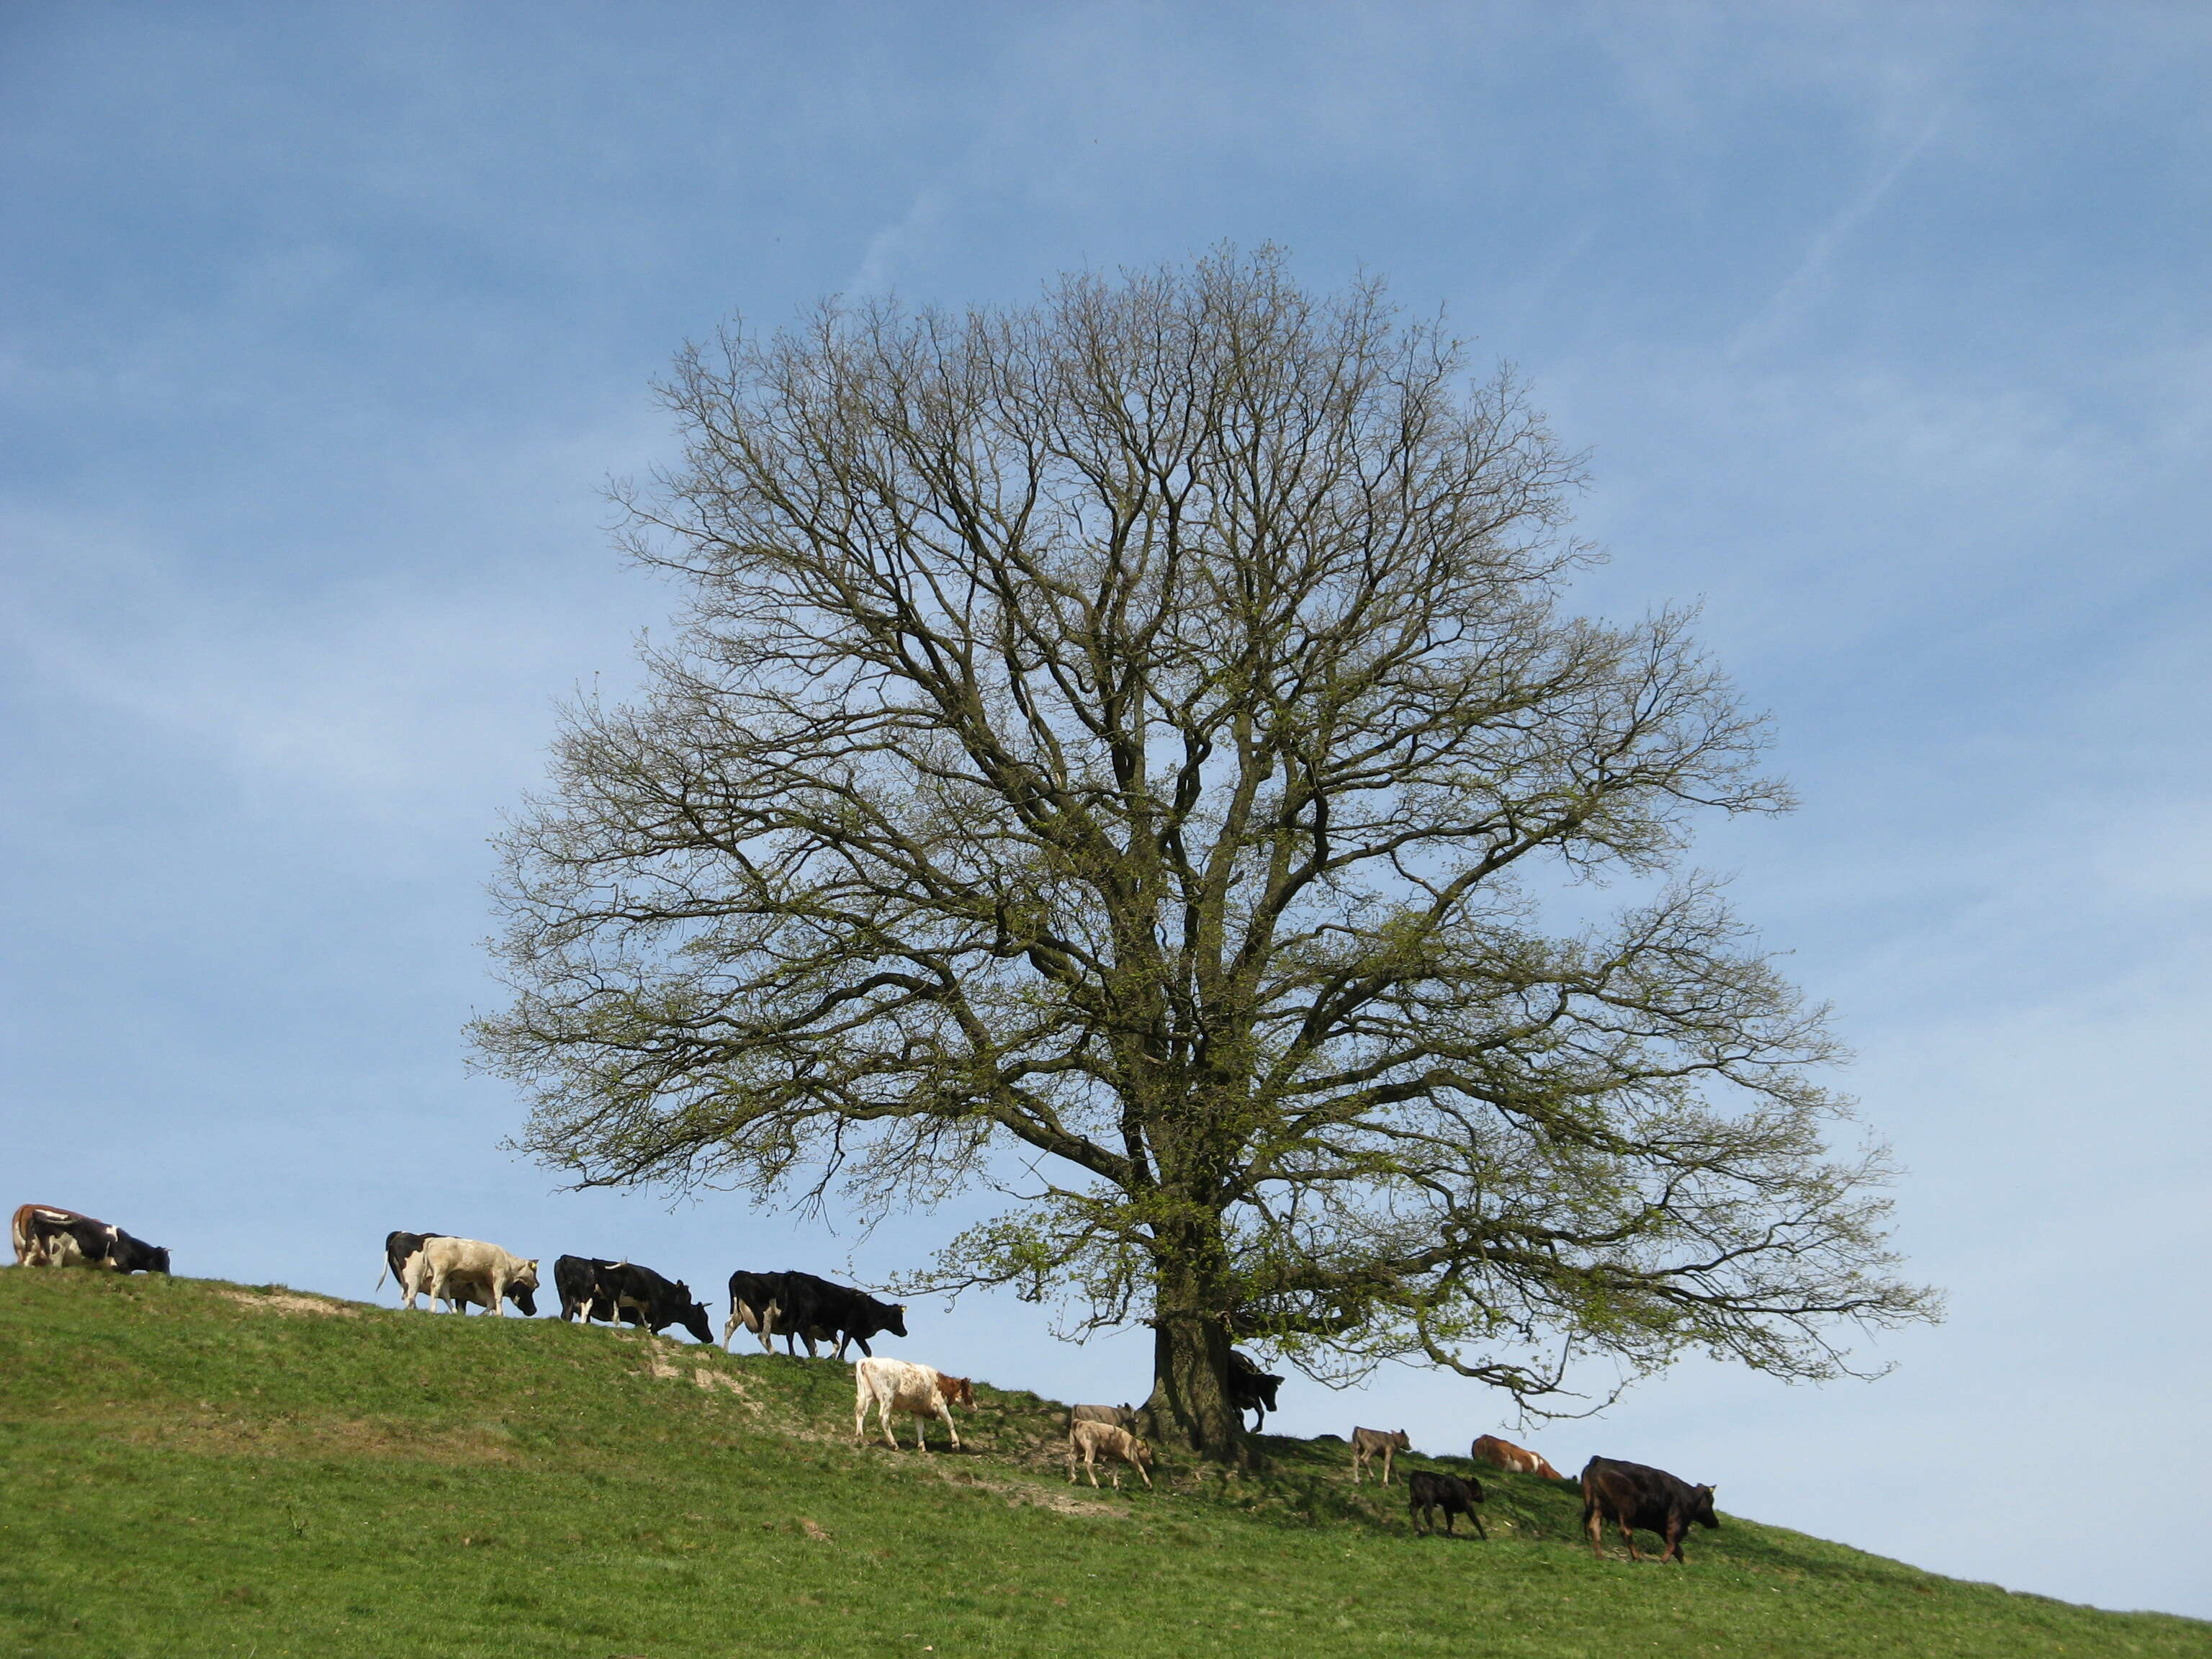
left=9, top=1203, right=1723, bottom=1563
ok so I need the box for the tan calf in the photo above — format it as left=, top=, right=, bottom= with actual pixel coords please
left=1067, top=1419, right=1154, bottom=1490
left=1351, top=1426, right=1411, bottom=1485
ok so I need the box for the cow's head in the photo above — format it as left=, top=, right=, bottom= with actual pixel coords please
left=1131, top=1437, right=1155, bottom=1470
left=1389, top=1429, right=1411, bottom=1451
left=886, top=1303, right=909, bottom=1339
left=508, top=1283, right=540, bottom=1317
left=675, top=1295, right=714, bottom=1345
left=514, top=1259, right=541, bottom=1289
left=147, top=1245, right=171, bottom=1275
left=1691, top=1485, right=1719, bottom=1529
left=942, top=1375, right=976, bottom=1408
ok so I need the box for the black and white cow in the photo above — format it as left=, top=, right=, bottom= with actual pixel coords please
left=721, top=1269, right=786, bottom=1352
left=12, top=1204, right=169, bottom=1274
left=554, top=1255, right=713, bottom=1343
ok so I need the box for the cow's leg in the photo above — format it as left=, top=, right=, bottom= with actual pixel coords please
left=1352, top=1449, right=1362, bottom=1485
left=1583, top=1502, right=1604, bottom=1560
left=853, top=1387, right=870, bottom=1444
left=1084, top=1449, right=1098, bottom=1488
left=426, top=1267, right=449, bottom=1311
left=1663, top=1521, right=1685, bottom=1565
left=1619, top=1519, right=1642, bottom=1562
left=487, top=1274, right=507, bottom=1316
left=1469, top=1510, right=1488, bottom=1542
left=1066, top=1440, right=1077, bottom=1485
left=940, top=1403, right=960, bottom=1452
left=1382, top=1447, right=1393, bottom=1485
left=1136, top=1461, right=1152, bottom=1491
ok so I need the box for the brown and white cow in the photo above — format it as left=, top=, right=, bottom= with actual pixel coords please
left=1067, top=1419, right=1154, bottom=1490
left=402, top=1236, right=539, bottom=1316
left=13, top=1203, right=83, bottom=1266
left=853, top=1357, right=975, bottom=1452
left=1351, top=1425, right=1411, bottom=1485
left=1471, top=1433, right=1565, bottom=1480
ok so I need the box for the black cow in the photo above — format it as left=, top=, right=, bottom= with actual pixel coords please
left=1408, top=1469, right=1488, bottom=1539
left=766, top=1271, right=907, bottom=1359
left=721, top=1269, right=787, bottom=1352
left=555, top=1255, right=713, bottom=1343
left=1579, top=1456, right=1719, bottom=1564
left=379, top=1230, right=538, bottom=1316
left=12, top=1205, right=169, bottom=1274
left=1226, top=1349, right=1282, bottom=1431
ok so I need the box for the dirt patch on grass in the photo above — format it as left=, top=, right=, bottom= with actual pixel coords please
left=215, top=1288, right=356, bottom=1317
left=934, top=1463, right=1128, bottom=1518
left=114, top=1408, right=517, bottom=1465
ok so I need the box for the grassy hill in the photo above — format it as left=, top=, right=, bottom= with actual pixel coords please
left=1, top=1271, right=2201, bottom=1659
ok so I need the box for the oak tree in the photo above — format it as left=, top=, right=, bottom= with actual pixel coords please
left=477, top=249, right=1935, bottom=1460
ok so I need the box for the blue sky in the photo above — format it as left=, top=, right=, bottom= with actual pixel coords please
left=4, top=1, right=2208, bottom=1619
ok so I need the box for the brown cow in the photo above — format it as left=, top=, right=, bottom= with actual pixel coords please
left=1580, top=1456, right=1719, bottom=1564
left=1472, top=1432, right=1565, bottom=1480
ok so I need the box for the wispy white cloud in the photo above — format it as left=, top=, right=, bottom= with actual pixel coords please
left=1728, top=110, right=1947, bottom=360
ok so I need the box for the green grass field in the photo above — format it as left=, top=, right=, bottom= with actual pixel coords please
left=1, top=1270, right=2202, bottom=1658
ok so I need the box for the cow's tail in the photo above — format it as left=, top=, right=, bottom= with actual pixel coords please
left=375, top=1258, right=390, bottom=1291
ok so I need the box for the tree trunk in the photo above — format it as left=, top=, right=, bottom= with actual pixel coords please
left=1139, top=1210, right=1248, bottom=1462
left=1142, top=1310, right=1246, bottom=1463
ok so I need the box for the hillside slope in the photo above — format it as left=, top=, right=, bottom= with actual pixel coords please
left=1, top=1271, right=2201, bottom=1658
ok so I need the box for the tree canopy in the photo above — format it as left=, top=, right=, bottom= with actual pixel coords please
left=477, top=248, right=1937, bottom=1458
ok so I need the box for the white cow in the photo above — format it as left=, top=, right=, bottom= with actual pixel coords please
left=853, top=1357, right=976, bottom=1452
left=403, top=1236, right=539, bottom=1316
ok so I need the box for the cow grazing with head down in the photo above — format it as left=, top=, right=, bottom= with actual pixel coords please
left=403, top=1236, right=539, bottom=1317
left=1351, top=1426, right=1412, bottom=1485
left=1068, top=1419, right=1154, bottom=1490
left=1226, top=1349, right=1282, bottom=1431
left=853, top=1357, right=975, bottom=1452
left=1407, top=1470, right=1488, bottom=1539
left=1472, top=1433, right=1566, bottom=1481
left=554, top=1255, right=712, bottom=1342
left=12, top=1205, right=169, bottom=1274
left=1579, top=1456, right=1719, bottom=1564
